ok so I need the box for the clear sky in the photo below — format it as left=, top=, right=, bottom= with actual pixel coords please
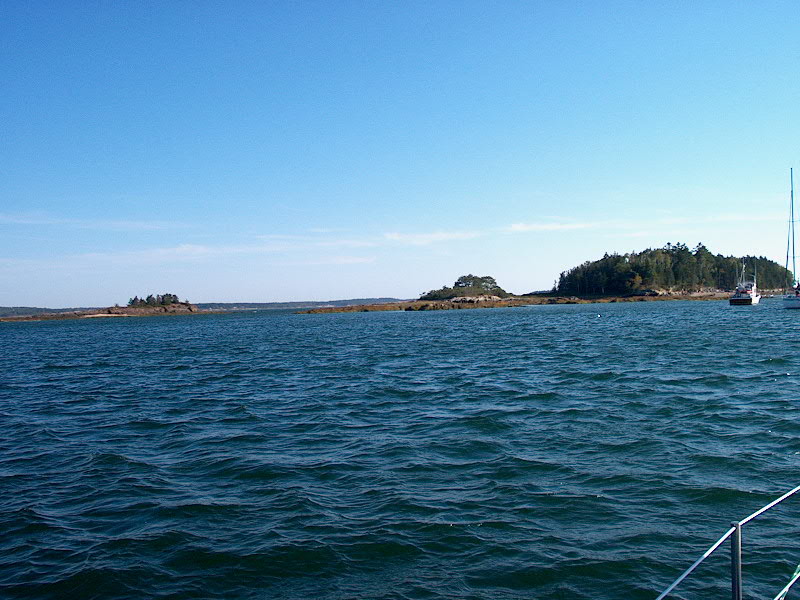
left=2, top=1, right=800, bottom=306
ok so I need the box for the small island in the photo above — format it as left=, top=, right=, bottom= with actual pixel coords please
left=0, top=293, right=199, bottom=322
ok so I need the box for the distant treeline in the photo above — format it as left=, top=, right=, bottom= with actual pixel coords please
left=196, top=298, right=404, bottom=311
left=128, top=293, right=185, bottom=307
left=556, top=243, right=792, bottom=295
left=0, top=306, right=95, bottom=318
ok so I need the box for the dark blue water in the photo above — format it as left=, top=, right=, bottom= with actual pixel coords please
left=2, top=300, right=800, bottom=599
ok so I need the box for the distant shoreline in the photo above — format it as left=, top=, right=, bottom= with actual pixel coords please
left=298, top=292, right=739, bottom=314
left=0, top=303, right=203, bottom=323
left=2, top=291, right=780, bottom=322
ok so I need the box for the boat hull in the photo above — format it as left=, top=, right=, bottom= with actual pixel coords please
left=783, top=295, right=800, bottom=309
left=730, top=297, right=760, bottom=305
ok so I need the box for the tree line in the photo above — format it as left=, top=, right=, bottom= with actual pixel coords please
left=555, top=243, right=793, bottom=296
left=128, top=293, right=184, bottom=307
left=420, top=274, right=509, bottom=300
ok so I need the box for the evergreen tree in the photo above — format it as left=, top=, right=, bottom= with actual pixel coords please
left=421, top=275, right=509, bottom=300
left=126, top=293, right=186, bottom=307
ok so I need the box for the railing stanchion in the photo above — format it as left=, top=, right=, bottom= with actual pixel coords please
left=731, top=521, right=742, bottom=600
left=656, top=484, right=800, bottom=599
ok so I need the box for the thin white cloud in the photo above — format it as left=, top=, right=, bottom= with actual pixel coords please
left=508, top=222, right=593, bottom=232
left=0, top=239, right=374, bottom=271
left=613, top=231, right=653, bottom=238
left=507, top=212, right=782, bottom=235
left=256, top=233, right=377, bottom=248
left=124, top=240, right=304, bottom=261
left=656, top=213, right=780, bottom=225
left=0, top=212, right=184, bottom=231
left=307, top=227, right=345, bottom=234
left=316, top=239, right=377, bottom=248
left=3, top=210, right=781, bottom=276
left=280, top=256, right=376, bottom=266
left=256, top=233, right=312, bottom=241
left=383, top=231, right=481, bottom=245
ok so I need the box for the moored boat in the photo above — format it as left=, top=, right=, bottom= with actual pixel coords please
left=729, top=281, right=760, bottom=305
left=729, top=262, right=760, bottom=305
left=783, top=285, right=800, bottom=308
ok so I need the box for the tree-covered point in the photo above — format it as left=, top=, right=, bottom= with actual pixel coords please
left=555, top=243, right=793, bottom=296
left=128, top=293, right=185, bottom=307
left=420, top=274, right=509, bottom=300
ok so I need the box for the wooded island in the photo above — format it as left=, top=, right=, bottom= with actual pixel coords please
left=555, top=243, right=790, bottom=296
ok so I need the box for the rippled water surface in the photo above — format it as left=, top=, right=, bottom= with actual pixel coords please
left=2, top=300, right=800, bottom=599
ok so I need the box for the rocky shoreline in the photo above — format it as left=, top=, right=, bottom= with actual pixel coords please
left=2, top=291, right=764, bottom=321
left=299, top=292, right=735, bottom=314
left=0, top=303, right=202, bottom=323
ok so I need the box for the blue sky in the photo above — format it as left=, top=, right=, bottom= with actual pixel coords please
left=2, top=1, right=800, bottom=306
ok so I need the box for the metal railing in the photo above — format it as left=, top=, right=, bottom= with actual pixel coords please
left=656, top=484, right=800, bottom=600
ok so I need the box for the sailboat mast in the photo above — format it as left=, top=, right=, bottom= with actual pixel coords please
left=793, top=168, right=796, bottom=286
left=741, top=260, right=746, bottom=288
left=787, top=170, right=792, bottom=293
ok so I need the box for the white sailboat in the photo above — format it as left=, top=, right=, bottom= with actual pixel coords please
left=783, top=168, right=800, bottom=308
